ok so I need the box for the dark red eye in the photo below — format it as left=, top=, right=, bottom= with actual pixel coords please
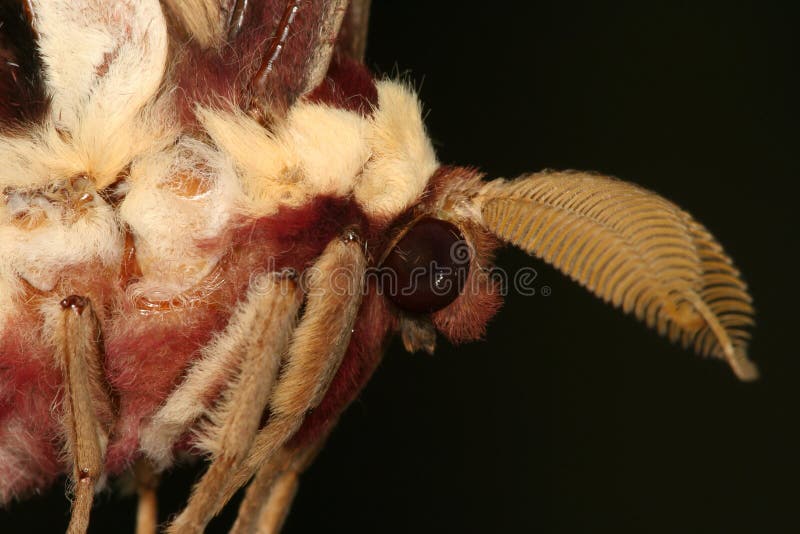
left=381, top=217, right=471, bottom=313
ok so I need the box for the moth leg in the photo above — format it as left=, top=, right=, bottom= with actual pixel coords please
left=134, top=458, right=159, bottom=534
left=166, top=272, right=302, bottom=534
left=56, top=296, right=114, bottom=534
left=252, top=467, right=299, bottom=534
left=140, top=273, right=300, bottom=470
left=229, top=448, right=294, bottom=534
left=215, top=231, right=367, bottom=516
left=229, top=433, right=327, bottom=534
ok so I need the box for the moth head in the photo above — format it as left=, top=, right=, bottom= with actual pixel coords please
left=357, top=102, right=756, bottom=379
left=364, top=165, right=497, bottom=353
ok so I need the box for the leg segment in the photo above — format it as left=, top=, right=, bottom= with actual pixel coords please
left=229, top=449, right=294, bottom=534
left=212, top=231, right=367, bottom=517
left=231, top=437, right=327, bottom=534
left=253, top=468, right=299, bottom=534
left=56, top=296, right=114, bottom=534
left=134, top=458, right=159, bottom=534
left=140, top=272, right=297, bottom=468
left=166, top=272, right=302, bottom=534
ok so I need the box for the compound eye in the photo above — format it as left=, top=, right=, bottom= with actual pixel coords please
left=381, top=217, right=471, bottom=313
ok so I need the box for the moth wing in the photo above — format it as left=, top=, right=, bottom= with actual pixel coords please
left=337, top=0, right=371, bottom=61
left=165, top=1, right=351, bottom=113
left=245, top=0, right=348, bottom=111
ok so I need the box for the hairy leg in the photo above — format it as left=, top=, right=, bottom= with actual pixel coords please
left=213, top=231, right=366, bottom=517
left=229, top=449, right=294, bottom=534
left=140, top=272, right=297, bottom=468
left=231, top=436, right=326, bottom=534
left=134, top=458, right=159, bottom=534
left=166, top=272, right=302, bottom=534
left=56, top=296, right=114, bottom=534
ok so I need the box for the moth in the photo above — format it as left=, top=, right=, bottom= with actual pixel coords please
left=0, top=1, right=756, bottom=533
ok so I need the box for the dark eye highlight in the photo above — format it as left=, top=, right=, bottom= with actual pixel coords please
left=381, top=217, right=470, bottom=313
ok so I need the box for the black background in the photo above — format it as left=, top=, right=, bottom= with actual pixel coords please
left=2, top=2, right=797, bottom=533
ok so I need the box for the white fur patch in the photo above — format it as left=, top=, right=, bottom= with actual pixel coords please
left=198, top=102, right=371, bottom=215
left=32, top=0, right=168, bottom=132
left=0, top=268, right=18, bottom=328
left=0, top=76, right=439, bottom=320
left=355, top=81, right=439, bottom=218
left=0, top=1, right=173, bottom=317
left=199, top=80, right=437, bottom=220
left=120, top=137, right=241, bottom=299
left=26, top=0, right=172, bottom=190
left=0, top=181, right=123, bottom=292
left=198, top=107, right=305, bottom=214
left=285, top=103, right=371, bottom=200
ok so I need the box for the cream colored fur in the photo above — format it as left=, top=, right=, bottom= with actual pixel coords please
left=198, top=102, right=372, bottom=215
left=0, top=0, right=172, bottom=315
left=285, top=103, right=372, bottom=201
left=1, top=0, right=439, bottom=484
left=31, top=0, right=168, bottom=148
left=0, top=272, right=16, bottom=330
left=0, top=2, right=447, bottom=527
left=355, top=80, right=439, bottom=217
left=0, top=194, right=122, bottom=292
left=0, top=75, right=439, bottom=345
left=198, top=107, right=304, bottom=213
left=162, top=0, right=226, bottom=48
left=120, top=137, right=242, bottom=299
left=199, top=80, right=437, bottom=219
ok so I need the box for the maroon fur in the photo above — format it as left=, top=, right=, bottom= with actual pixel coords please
left=424, top=167, right=504, bottom=343
left=104, top=305, right=230, bottom=472
left=290, top=282, right=396, bottom=448
left=0, top=314, right=70, bottom=501
left=431, top=244, right=503, bottom=343
left=0, top=263, right=116, bottom=490
left=223, top=195, right=369, bottom=273
left=102, top=196, right=371, bottom=471
left=306, top=53, right=378, bottom=116
left=0, top=2, right=503, bottom=501
left=172, top=0, right=349, bottom=125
